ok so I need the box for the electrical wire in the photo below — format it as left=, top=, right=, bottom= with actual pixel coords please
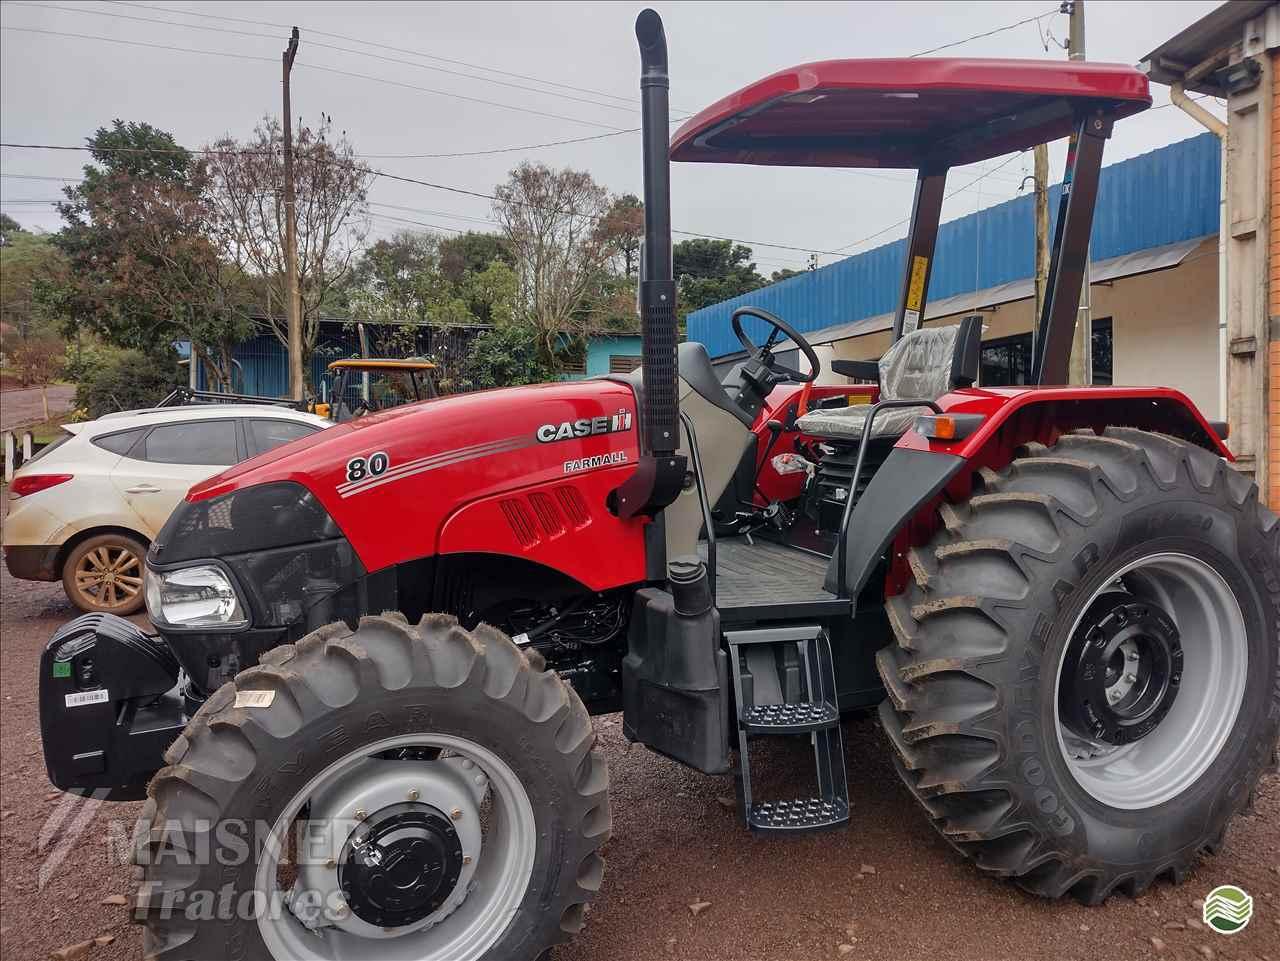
left=909, top=7, right=1061, bottom=58
left=100, top=0, right=684, bottom=112
left=0, top=25, right=633, bottom=132
left=5, top=2, right=677, bottom=119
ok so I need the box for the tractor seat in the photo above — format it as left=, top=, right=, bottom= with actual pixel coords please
left=795, top=316, right=981, bottom=442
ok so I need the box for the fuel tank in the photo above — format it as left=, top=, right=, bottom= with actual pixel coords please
left=184, top=379, right=648, bottom=590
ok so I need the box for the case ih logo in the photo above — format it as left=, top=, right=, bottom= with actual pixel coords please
left=536, top=409, right=633, bottom=444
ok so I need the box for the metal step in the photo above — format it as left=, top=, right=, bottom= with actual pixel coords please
left=748, top=796, right=850, bottom=834
left=726, top=625, right=850, bottom=838
left=741, top=700, right=839, bottom=734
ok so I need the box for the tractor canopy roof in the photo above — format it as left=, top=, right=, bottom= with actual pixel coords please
left=670, top=58, right=1151, bottom=169
left=326, top=357, right=438, bottom=371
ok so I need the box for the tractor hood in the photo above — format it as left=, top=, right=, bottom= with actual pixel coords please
left=173, top=379, right=641, bottom=574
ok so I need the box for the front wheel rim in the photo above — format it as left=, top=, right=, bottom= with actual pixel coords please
left=73, top=544, right=142, bottom=608
left=1054, top=552, right=1248, bottom=810
left=254, top=732, right=537, bottom=961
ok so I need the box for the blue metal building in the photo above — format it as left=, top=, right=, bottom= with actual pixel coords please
left=686, top=133, right=1221, bottom=358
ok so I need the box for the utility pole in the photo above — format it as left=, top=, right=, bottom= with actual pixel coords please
left=282, top=26, right=303, bottom=401
left=1065, top=0, right=1093, bottom=385
left=1032, top=143, right=1050, bottom=354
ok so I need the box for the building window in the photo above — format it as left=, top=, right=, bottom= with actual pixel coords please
left=1091, top=317, right=1113, bottom=385
left=980, top=333, right=1033, bottom=386
left=979, top=317, right=1114, bottom=387
left=609, top=355, right=642, bottom=374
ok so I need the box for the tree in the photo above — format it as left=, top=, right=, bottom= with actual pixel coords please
left=770, top=267, right=803, bottom=282
left=460, top=323, right=554, bottom=390
left=206, top=115, right=373, bottom=377
left=672, top=238, right=766, bottom=318
left=492, top=162, right=630, bottom=366
left=8, top=335, right=64, bottom=417
left=74, top=347, right=182, bottom=419
left=599, top=193, right=643, bottom=278
left=438, top=231, right=513, bottom=284
left=0, top=213, right=23, bottom=246
left=0, top=228, right=67, bottom=347
left=52, top=121, right=252, bottom=389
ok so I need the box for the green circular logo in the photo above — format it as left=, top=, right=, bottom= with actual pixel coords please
left=1203, top=885, right=1253, bottom=934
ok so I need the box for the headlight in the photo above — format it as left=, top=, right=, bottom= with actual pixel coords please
left=145, top=565, right=247, bottom=629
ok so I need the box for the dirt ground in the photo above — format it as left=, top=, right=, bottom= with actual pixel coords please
left=1, top=561, right=1277, bottom=961
left=0, top=385, right=77, bottom=432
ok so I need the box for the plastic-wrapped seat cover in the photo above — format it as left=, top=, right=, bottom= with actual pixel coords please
left=795, top=325, right=959, bottom=441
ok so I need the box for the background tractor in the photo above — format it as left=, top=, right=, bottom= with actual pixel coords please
left=33, top=9, right=1279, bottom=961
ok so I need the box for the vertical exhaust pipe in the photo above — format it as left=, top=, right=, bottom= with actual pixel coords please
left=612, top=8, right=686, bottom=520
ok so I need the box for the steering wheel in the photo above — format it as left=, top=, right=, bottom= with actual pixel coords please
left=731, top=306, right=820, bottom=383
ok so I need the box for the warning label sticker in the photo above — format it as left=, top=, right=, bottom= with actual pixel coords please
left=906, top=255, right=929, bottom=312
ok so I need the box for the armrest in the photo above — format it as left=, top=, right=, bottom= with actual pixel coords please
left=830, top=359, right=880, bottom=382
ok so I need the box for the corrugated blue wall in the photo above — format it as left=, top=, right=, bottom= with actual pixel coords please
left=687, top=133, right=1221, bottom=358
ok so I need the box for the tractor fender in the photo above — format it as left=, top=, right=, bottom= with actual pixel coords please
left=828, top=386, right=1231, bottom=599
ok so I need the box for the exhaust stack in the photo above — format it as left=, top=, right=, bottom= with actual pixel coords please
left=612, top=8, right=686, bottom=519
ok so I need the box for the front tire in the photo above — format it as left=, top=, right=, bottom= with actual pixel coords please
left=877, top=428, right=1280, bottom=902
left=134, top=613, right=610, bottom=960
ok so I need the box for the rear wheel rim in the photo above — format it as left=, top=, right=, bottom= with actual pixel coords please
left=255, top=732, right=536, bottom=961
left=73, top=544, right=142, bottom=609
left=1053, top=552, right=1248, bottom=810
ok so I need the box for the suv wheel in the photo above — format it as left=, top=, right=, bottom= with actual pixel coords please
left=62, top=533, right=147, bottom=615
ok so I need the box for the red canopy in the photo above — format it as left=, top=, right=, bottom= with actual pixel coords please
left=670, top=58, right=1151, bottom=169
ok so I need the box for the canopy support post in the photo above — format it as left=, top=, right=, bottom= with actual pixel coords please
left=892, top=168, right=948, bottom=342
left=1032, top=111, right=1112, bottom=385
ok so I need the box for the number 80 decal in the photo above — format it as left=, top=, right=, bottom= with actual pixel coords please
left=345, top=450, right=390, bottom=483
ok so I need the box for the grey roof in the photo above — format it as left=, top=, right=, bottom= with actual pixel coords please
left=781, top=236, right=1209, bottom=349
left=1141, top=1, right=1274, bottom=94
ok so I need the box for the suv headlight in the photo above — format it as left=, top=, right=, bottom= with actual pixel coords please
left=145, top=565, right=247, bottom=629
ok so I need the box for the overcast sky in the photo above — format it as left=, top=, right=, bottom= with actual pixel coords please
left=1, top=0, right=1221, bottom=274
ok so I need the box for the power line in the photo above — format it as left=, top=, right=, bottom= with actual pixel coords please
left=835, top=151, right=1024, bottom=253
left=0, top=25, right=634, bottom=132
left=7, top=2, right=672, bottom=120
left=910, top=7, right=1061, bottom=58
left=100, top=0, right=692, bottom=112
left=0, top=139, right=1035, bottom=259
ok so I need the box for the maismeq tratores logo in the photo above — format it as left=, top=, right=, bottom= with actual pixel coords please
left=1202, top=885, right=1253, bottom=934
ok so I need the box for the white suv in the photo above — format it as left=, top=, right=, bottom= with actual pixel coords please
left=3, top=405, right=330, bottom=614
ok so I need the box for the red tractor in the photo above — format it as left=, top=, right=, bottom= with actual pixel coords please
left=36, top=11, right=1278, bottom=961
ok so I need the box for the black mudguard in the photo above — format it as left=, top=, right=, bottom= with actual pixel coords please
left=824, top=448, right=966, bottom=597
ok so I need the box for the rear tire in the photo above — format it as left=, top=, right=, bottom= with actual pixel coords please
left=133, top=613, right=610, bottom=959
left=877, top=427, right=1280, bottom=902
left=61, top=532, right=146, bottom=615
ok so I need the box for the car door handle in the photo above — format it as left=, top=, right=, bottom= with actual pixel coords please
left=124, top=484, right=162, bottom=494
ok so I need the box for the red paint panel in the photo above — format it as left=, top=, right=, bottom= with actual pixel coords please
left=187, top=380, right=647, bottom=582
left=672, top=58, right=1150, bottom=168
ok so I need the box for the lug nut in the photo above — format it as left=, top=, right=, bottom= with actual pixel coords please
left=1124, top=673, right=1136, bottom=683
left=353, top=809, right=367, bottom=821
left=325, top=858, right=336, bottom=870
left=450, top=807, right=463, bottom=820
left=463, top=855, right=473, bottom=865
left=1126, top=650, right=1139, bottom=661
left=407, top=789, right=420, bottom=802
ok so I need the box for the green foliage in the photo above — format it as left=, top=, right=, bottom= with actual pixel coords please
left=438, top=231, right=514, bottom=284
left=0, top=229, right=68, bottom=346
left=0, top=213, right=23, bottom=245
left=459, top=324, right=554, bottom=391
left=770, top=267, right=804, bottom=282
left=673, top=238, right=766, bottom=318
left=73, top=346, right=183, bottom=419
left=52, top=119, right=252, bottom=389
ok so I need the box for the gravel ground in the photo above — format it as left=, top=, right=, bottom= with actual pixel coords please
left=0, top=385, right=77, bottom=431
left=1, top=560, right=1277, bottom=961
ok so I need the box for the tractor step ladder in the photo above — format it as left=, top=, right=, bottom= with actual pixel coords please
left=726, top=625, right=849, bottom=835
